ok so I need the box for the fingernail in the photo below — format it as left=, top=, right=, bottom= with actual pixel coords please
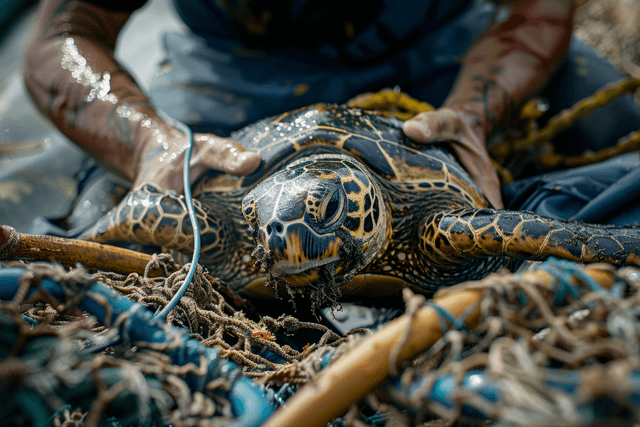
left=420, top=121, right=432, bottom=137
left=406, top=120, right=431, bottom=138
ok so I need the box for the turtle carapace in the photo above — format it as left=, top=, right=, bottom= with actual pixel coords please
left=85, top=104, right=640, bottom=305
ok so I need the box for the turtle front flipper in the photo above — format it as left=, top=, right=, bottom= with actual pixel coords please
left=419, top=208, right=640, bottom=267
left=81, top=183, right=234, bottom=261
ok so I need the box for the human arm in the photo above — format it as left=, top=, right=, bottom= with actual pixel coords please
left=23, top=0, right=261, bottom=193
left=403, top=0, right=575, bottom=208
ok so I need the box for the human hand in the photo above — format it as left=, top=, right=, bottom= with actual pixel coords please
left=403, top=107, right=503, bottom=209
left=133, top=128, right=262, bottom=193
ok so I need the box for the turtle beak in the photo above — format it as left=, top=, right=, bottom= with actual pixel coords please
left=259, top=222, right=342, bottom=286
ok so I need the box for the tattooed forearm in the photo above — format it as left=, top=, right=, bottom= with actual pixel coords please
left=473, top=73, right=512, bottom=131
left=24, top=0, right=165, bottom=182
left=443, top=0, right=574, bottom=134
left=445, top=72, right=513, bottom=135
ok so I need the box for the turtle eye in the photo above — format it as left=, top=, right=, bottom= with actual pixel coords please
left=306, top=186, right=345, bottom=230
left=316, top=189, right=344, bottom=229
left=323, top=190, right=342, bottom=226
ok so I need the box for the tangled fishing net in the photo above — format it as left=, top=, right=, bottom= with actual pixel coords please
left=325, top=260, right=640, bottom=426
left=0, top=255, right=368, bottom=426
left=1, top=260, right=245, bottom=427
left=3, top=256, right=640, bottom=426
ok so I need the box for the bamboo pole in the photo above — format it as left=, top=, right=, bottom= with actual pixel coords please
left=262, top=266, right=616, bottom=427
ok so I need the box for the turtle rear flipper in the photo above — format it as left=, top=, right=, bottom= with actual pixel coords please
left=419, top=208, right=640, bottom=266
left=81, top=183, right=232, bottom=260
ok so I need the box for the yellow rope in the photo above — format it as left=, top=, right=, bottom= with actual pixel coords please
left=347, top=89, right=435, bottom=120
left=537, top=128, right=640, bottom=169
left=490, top=78, right=640, bottom=160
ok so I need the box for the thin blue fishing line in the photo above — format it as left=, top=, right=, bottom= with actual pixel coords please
left=424, top=301, right=471, bottom=333
left=537, top=259, right=581, bottom=306
left=425, top=301, right=454, bottom=333
left=554, top=258, right=604, bottom=293
left=569, top=265, right=606, bottom=294
left=155, top=119, right=201, bottom=320
left=539, top=258, right=606, bottom=307
left=22, top=315, right=36, bottom=325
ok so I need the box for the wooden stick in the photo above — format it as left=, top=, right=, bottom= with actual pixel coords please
left=0, top=224, right=254, bottom=311
left=261, top=266, right=616, bottom=427
left=0, top=224, right=170, bottom=277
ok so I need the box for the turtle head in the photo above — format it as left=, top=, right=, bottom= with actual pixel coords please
left=242, top=154, right=387, bottom=290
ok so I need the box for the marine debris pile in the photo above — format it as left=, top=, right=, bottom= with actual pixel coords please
left=375, top=260, right=640, bottom=426
left=2, top=256, right=640, bottom=426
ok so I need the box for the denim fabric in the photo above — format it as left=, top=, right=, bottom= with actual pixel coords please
left=148, top=1, right=494, bottom=134
left=537, top=39, right=640, bottom=154
left=149, top=4, right=640, bottom=157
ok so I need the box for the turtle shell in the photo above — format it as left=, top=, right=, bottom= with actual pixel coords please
left=188, top=103, right=490, bottom=300
left=195, top=103, right=486, bottom=203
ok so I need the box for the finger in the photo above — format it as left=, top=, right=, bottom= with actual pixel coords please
left=192, top=134, right=262, bottom=177
left=402, top=111, right=445, bottom=143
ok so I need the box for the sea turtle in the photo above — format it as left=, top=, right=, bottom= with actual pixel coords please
left=84, top=103, right=640, bottom=306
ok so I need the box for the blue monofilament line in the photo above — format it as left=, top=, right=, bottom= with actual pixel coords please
left=154, top=118, right=201, bottom=320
